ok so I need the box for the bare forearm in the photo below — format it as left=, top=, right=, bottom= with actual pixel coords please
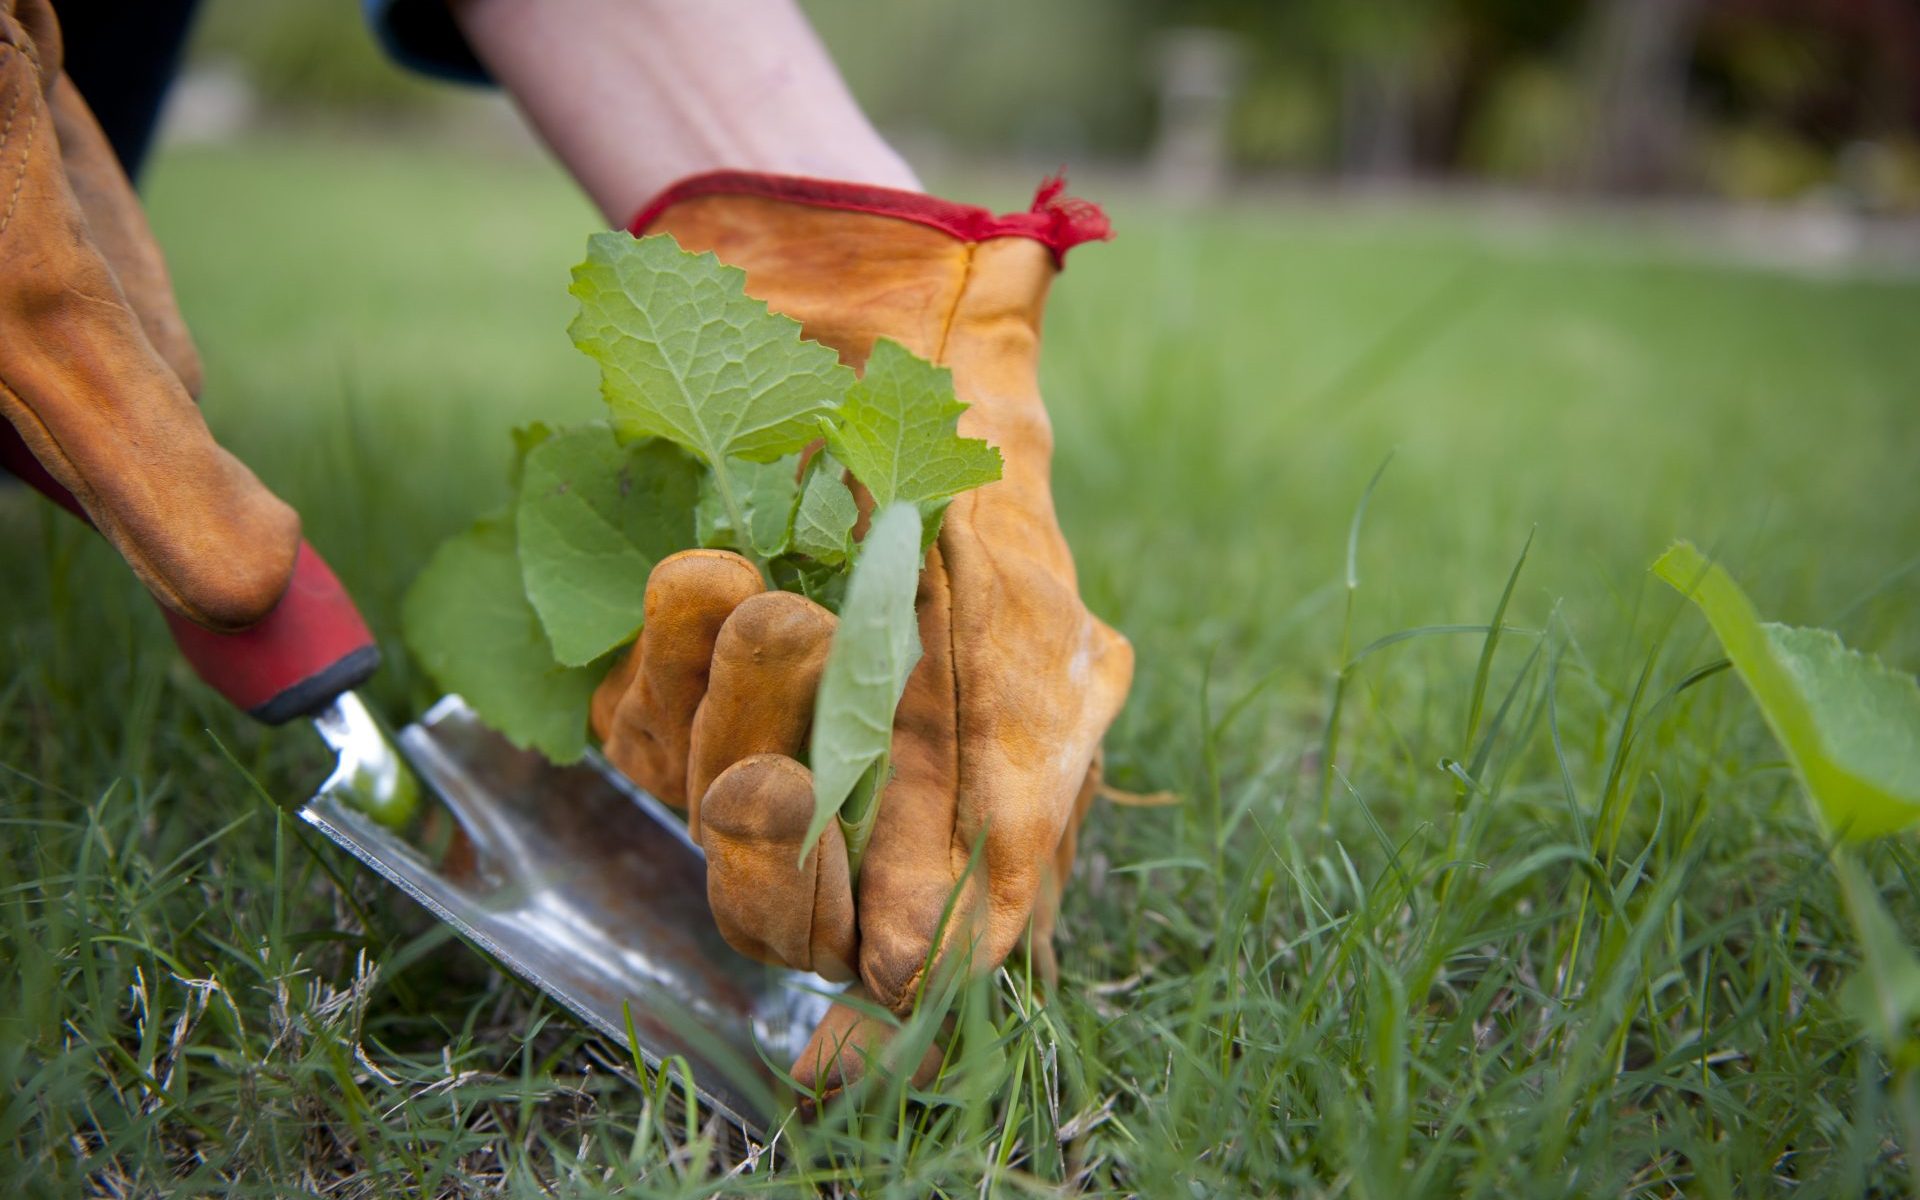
left=448, top=0, right=920, bottom=225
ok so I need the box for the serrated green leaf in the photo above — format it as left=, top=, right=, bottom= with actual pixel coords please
left=771, top=554, right=849, bottom=611
left=508, top=421, right=554, bottom=489
left=515, top=425, right=701, bottom=666
left=568, top=233, right=852, bottom=574
left=1764, top=624, right=1920, bottom=797
left=694, top=471, right=731, bottom=550
left=743, top=454, right=801, bottom=557
left=822, top=338, right=1001, bottom=522
left=916, top=496, right=952, bottom=554
left=791, top=454, right=858, bottom=567
left=1653, top=540, right=1920, bottom=840
left=569, top=233, right=851, bottom=462
left=804, top=502, right=925, bottom=865
left=694, top=454, right=800, bottom=557
left=402, top=515, right=599, bottom=762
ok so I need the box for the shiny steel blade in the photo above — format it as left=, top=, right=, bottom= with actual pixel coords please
left=306, top=692, right=833, bottom=1138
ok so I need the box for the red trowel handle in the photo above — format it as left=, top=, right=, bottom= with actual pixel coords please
left=2, top=427, right=380, bottom=725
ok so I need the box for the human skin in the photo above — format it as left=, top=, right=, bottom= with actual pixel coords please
left=446, top=0, right=922, bottom=224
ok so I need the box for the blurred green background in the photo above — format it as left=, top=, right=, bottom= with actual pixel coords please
left=186, top=0, right=1920, bottom=208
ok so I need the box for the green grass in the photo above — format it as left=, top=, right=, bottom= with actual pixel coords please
left=5, top=134, right=1920, bottom=1196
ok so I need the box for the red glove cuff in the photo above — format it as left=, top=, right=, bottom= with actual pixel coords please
left=626, top=171, right=1112, bottom=266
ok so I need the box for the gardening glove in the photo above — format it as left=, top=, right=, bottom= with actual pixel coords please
left=0, top=0, right=299, bottom=630
left=588, top=173, right=1132, bottom=1102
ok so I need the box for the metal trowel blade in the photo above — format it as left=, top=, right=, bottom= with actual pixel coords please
left=303, top=692, right=833, bottom=1140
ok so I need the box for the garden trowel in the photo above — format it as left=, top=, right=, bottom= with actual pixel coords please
left=5, top=430, right=828, bottom=1141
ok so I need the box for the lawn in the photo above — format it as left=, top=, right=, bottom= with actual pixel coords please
left=5, top=134, right=1919, bottom=1196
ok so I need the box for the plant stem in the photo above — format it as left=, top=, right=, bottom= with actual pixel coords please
left=839, top=755, right=886, bottom=881
left=707, top=464, right=771, bottom=586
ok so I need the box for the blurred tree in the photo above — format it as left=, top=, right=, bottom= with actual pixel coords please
left=1460, top=59, right=1585, bottom=183
left=1144, top=0, right=1589, bottom=178
left=173, top=0, right=1919, bottom=209
left=802, top=0, right=1154, bottom=163
left=1321, top=0, right=1445, bottom=178
left=1577, top=0, right=1708, bottom=192
left=1140, top=0, right=1448, bottom=176
left=1696, top=0, right=1920, bottom=138
left=190, top=0, right=449, bottom=116
left=1448, top=0, right=1588, bottom=181
left=1148, top=27, right=1247, bottom=200
left=1693, top=0, right=1920, bottom=202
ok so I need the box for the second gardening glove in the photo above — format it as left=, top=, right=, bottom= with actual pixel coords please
left=589, top=173, right=1133, bottom=1102
left=0, top=0, right=298, bottom=630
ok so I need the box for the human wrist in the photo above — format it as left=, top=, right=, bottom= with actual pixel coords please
left=447, top=0, right=919, bottom=224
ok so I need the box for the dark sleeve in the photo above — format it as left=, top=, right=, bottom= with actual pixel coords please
left=57, top=0, right=204, bottom=183
left=363, top=0, right=492, bottom=85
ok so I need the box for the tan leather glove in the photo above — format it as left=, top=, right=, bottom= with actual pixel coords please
left=0, top=0, right=298, bottom=629
left=588, top=174, right=1133, bottom=1102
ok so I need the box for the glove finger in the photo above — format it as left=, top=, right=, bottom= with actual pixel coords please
left=790, top=985, right=943, bottom=1114
left=698, top=753, right=856, bottom=981
left=591, top=550, right=761, bottom=805
left=686, top=589, right=836, bottom=838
